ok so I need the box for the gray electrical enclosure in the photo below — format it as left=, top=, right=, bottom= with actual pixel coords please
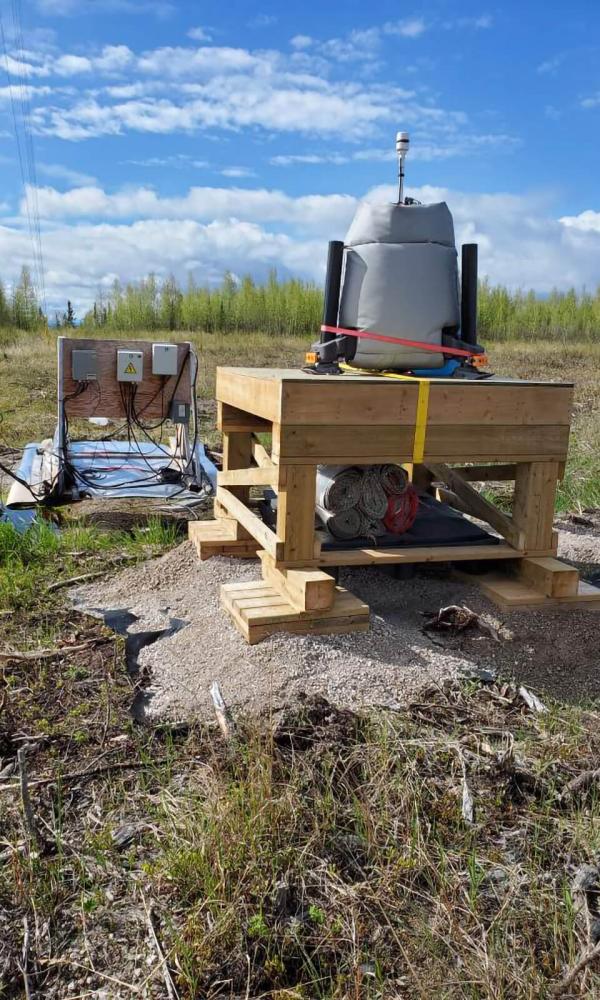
left=152, top=343, right=178, bottom=376
left=72, top=349, right=98, bottom=381
left=117, top=350, right=144, bottom=383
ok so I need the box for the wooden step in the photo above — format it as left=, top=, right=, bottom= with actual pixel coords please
left=188, top=519, right=259, bottom=560
left=221, top=580, right=370, bottom=644
left=455, top=569, right=600, bottom=611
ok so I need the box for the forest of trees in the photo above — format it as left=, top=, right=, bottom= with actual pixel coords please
left=3, top=266, right=600, bottom=342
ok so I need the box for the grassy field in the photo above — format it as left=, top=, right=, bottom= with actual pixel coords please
left=1, top=330, right=600, bottom=997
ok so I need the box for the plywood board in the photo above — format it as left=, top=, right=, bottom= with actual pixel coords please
left=61, top=337, right=191, bottom=420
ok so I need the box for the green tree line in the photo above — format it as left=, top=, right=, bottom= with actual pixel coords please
left=3, top=267, right=600, bottom=341
left=80, top=270, right=600, bottom=342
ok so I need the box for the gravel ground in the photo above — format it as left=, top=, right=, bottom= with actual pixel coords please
left=73, top=523, right=600, bottom=720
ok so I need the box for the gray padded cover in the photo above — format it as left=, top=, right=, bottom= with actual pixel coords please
left=339, top=201, right=460, bottom=371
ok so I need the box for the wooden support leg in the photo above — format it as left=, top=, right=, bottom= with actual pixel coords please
left=276, top=464, right=317, bottom=564
left=216, top=429, right=253, bottom=536
left=259, top=550, right=335, bottom=611
left=512, top=461, right=559, bottom=554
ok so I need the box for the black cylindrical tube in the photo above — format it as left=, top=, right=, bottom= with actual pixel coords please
left=321, top=240, right=344, bottom=342
left=461, top=243, right=478, bottom=344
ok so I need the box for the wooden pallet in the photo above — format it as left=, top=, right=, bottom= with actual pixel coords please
left=221, top=580, right=369, bottom=644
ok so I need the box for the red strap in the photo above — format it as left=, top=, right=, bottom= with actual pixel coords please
left=320, top=324, right=477, bottom=359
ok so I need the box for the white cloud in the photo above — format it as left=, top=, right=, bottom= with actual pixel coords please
left=187, top=26, right=212, bottom=42
left=384, top=18, right=427, bottom=38
left=560, top=210, right=600, bottom=233
left=53, top=53, right=92, bottom=76
left=8, top=180, right=599, bottom=317
left=221, top=167, right=256, bottom=178
left=290, top=35, right=313, bottom=50
left=248, top=14, right=278, bottom=27
left=271, top=132, right=519, bottom=167
left=37, top=162, right=97, bottom=186
left=581, top=93, right=600, bottom=109
left=0, top=84, right=53, bottom=101
left=36, top=0, right=174, bottom=18
left=537, top=54, right=566, bottom=75
left=24, top=182, right=356, bottom=234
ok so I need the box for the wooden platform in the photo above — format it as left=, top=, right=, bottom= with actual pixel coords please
left=221, top=581, right=369, bottom=644
left=191, top=367, right=600, bottom=641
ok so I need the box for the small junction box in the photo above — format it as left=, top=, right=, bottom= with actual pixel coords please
left=152, top=343, right=178, bottom=376
left=72, top=349, right=97, bottom=381
left=117, top=350, right=144, bottom=383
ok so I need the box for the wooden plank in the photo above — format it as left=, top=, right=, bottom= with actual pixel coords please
left=426, top=462, right=524, bottom=549
left=515, top=556, right=579, bottom=598
left=512, top=462, right=559, bottom=553
left=217, top=402, right=272, bottom=433
left=317, top=542, right=520, bottom=567
left=62, top=337, right=192, bottom=420
left=279, top=380, right=573, bottom=427
left=276, top=463, right=318, bottom=563
left=272, top=424, right=570, bottom=464
left=217, top=486, right=284, bottom=560
left=258, top=550, right=335, bottom=612
left=453, top=464, right=517, bottom=482
left=218, top=466, right=278, bottom=487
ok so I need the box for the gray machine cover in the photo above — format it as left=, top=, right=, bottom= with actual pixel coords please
left=338, top=201, right=460, bottom=370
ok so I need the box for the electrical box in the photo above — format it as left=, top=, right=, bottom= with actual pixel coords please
left=72, top=349, right=97, bottom=381
left=152, top=343, right=178, bottom=377
left=169, top=400, right=190, bottom=424
left=117, top=350, right=143, bottom=383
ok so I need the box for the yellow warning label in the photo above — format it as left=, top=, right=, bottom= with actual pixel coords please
left=124, top=362, right=137, bottom=375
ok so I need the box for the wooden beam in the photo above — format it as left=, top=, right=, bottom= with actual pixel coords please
left=512, top=462, right=559, bottom=553
left=453, top=464, right=517, bottom=482
left=276, top=464, right=318, bottom=564
left=218, top=402, right=272, bottom=433
left=426, top=462, right=525, bottom=549
left=251, top=436, right=274, bottom=468
left=515, top=556, right=579, bottom=598
left=272, top=423, right=570, bottom=465
left=216, top=486, right=283, bottom=560
left=317, top=542, right=520, bottom=567
left=218, top=466, right=278, bottom=488
left=258, top=550, right=335, bottom=612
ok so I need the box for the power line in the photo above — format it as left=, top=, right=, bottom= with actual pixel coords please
left=0, top=2, right=46, bottom=320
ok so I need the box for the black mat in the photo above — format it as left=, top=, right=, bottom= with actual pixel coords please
left=320, top=494, right=498, bottom=550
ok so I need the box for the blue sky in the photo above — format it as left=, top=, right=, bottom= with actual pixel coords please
left=0, top=0, right=599, bottom=314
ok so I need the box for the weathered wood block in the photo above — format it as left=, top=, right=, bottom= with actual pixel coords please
left=188, top=519, right=259, bottom=560
left=220, top=581, right=369, bottom=644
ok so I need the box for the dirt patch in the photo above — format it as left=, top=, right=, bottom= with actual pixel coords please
left=73, top=528, right=600, bottom=720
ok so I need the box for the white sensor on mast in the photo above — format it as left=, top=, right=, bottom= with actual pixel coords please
left=396, top=131, right=410, bottom=204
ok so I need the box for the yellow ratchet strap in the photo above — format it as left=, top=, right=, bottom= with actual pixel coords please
left=339, top=363, right=431, bottom=463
